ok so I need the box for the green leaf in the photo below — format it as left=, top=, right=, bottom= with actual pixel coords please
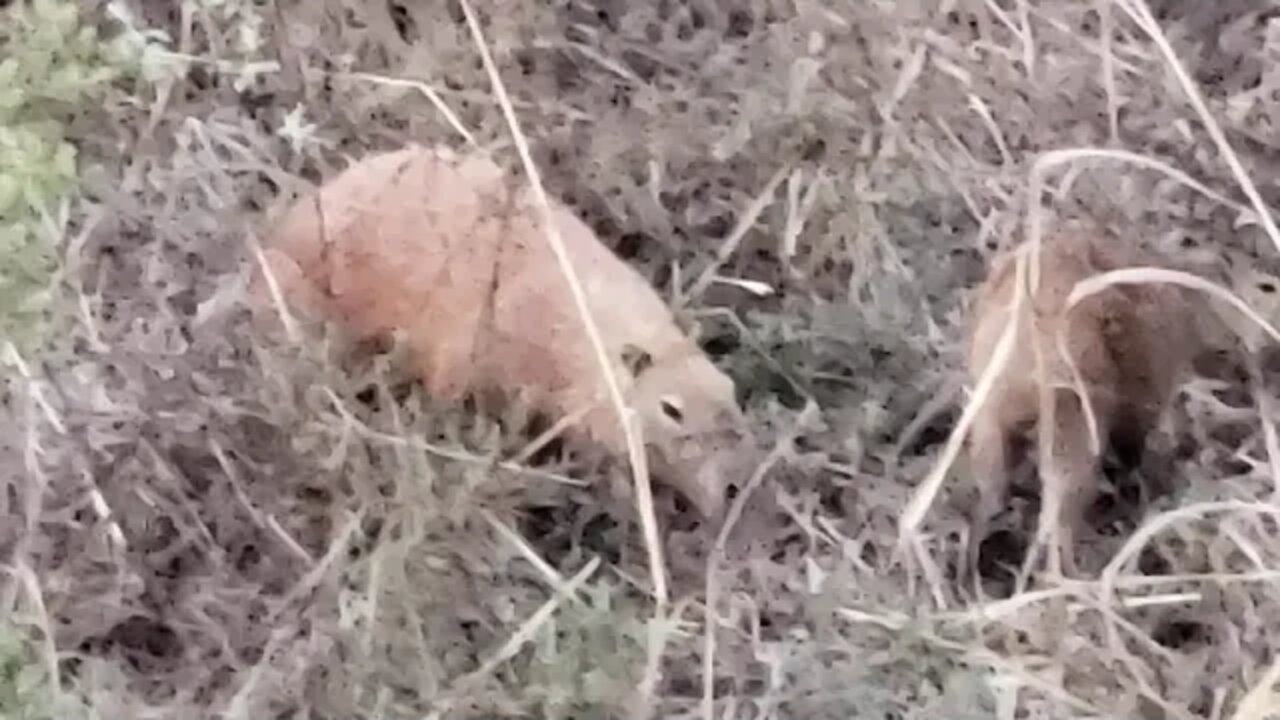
left=0, top=176, right=18, bottom=217
left=53, top=141, right=77, bottom=180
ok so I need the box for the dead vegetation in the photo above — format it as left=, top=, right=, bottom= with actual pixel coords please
left=6, top=0, right=1280, bottom=718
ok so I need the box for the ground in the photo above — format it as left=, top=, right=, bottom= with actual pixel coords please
left=4, top=0, right=1280, bottom=718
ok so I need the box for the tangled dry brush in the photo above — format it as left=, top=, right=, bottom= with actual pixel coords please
left=5, top=0, right=1280, bottom=718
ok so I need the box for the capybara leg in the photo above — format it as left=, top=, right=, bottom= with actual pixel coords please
left=1039, top=390, right=1105, bottom=579
left=967, top=404, right=1012, bottom=581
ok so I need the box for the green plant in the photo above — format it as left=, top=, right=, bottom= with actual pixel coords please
left=0, top=0, right=165, bottom=355
left=524, top=579, right=650, bottom=719
left=0, top=622, right=89, bottom=720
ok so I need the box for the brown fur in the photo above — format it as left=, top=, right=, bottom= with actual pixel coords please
left=965, top=228, right=1201, bottom=576
left=247, top=144, right=752, bottom=518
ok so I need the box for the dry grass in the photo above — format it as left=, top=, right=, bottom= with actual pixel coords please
left=6, top=0, right=1280, bottom=718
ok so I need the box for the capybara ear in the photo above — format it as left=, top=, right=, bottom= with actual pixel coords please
left=621, top=343, right=654, bottom=378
